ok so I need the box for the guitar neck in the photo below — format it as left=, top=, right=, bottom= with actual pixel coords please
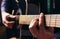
left=17, top=14, right=60, bottom=28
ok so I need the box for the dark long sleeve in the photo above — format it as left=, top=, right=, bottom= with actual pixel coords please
left=1, top=0, right=13, bottom=13
left=1, top=0, right=18, bottom=14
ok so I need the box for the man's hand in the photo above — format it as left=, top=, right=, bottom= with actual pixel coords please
left=2, top=11, right=16, bottom=28
left=29, top=13, right=55, bottom=39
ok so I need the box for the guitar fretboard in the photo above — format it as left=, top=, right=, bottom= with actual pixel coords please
left=17, top=14, right=60, bottom=28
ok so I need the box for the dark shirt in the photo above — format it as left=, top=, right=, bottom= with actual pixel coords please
left=1, top=0, right=39, bottom=15
left=1, top=0, right=19, bottom=14
left=1, top=0, right=60, bottom=39
left=1, top=0, right=39, bottom=39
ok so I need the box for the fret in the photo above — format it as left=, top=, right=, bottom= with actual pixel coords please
left=45, top=15, right=51, bottom=26
left=56, top=16, right=60, bottom=27
left=15, top=14, right=60, bottom=28
left=45, top=14, right=60, bottom=27
left=46, top=15, right=56, bottom=27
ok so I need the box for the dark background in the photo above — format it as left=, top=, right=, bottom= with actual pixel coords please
left=0, top=0, right=60, bottom=39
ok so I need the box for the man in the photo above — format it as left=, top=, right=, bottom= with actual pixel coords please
left=1, top=0, right=59, bottom=39
left=1, top=0, right=21, bottom=39
left=1, top=0, right=39, bottom=39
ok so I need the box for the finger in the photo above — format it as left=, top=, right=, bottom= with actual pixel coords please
left=6, top=20, right=14, bottom=24
left=6, top=15, right=16, bottom=21
left=39, top=13, right=45, bottom=31
left=8, top=15, right=16, bottom=18
left=6, top=21, right=14, bottom=28
left=3, top=20, right=8, bottom=27
left=3, top=20, right=14, bottom=28
left=48, top=27, right=54, bottom=33
left=29, top=18, right=38, bottom=28
left=29, top=18, right=39, bottom=37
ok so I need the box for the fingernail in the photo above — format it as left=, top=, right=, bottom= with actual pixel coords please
left=40, top=13, right=44, bottom=18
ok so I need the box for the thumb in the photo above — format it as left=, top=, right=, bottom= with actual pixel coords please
left=9, top=15, right=16, bottom=18
left=6, top=15, right=16, bottom=21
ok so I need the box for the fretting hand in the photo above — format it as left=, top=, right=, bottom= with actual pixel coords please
left=29, top=13, right=55, bottom=39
